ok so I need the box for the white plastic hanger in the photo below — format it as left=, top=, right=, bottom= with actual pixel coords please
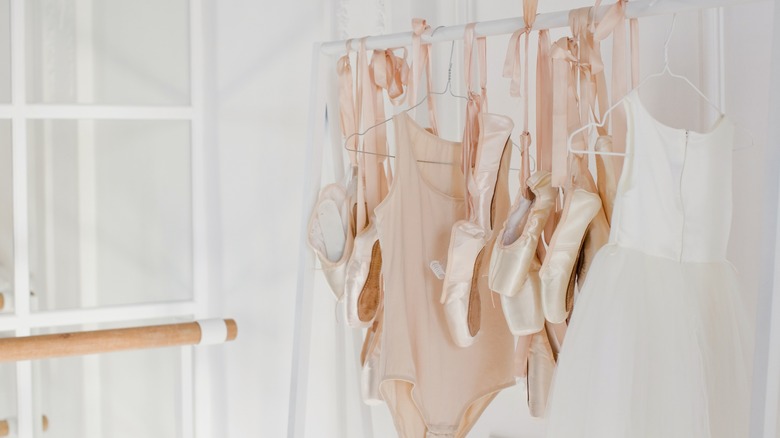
left=568, top=13, right=753, bottom=156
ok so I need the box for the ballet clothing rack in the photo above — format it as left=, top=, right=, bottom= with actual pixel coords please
left=292, top=0, right=779, bottom=437
left=0, top=319, right=238, bottom=362
left=320, top=0, right=756, bottom=55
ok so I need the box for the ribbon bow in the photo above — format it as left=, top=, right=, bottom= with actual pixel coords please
left=502, top=0, right=539, bottom=199
left=409, top=18, right=432, bottom=105
left=502, top=0, right=537, bottom=100
left=370, top=48, right=410, bottom=106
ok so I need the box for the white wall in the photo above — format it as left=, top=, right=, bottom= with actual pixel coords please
left=208, top=0, right=326, bottom=436
left=209, top=1, right=777, bottom=437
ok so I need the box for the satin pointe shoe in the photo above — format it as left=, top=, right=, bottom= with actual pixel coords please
left=545, top=320, right=567, bottom=360
left=359, top=308, right=384, bottom=405
left=440, top=220, right=487, bottom=347
left=344, top=222, right=383, bottom=328
left=540, top=188, right=600, bottom=323
left=440, top=114, right=513, bottom=348
left=500, top=256, right=544, bottom=336
left=572, top=136, right=617, bottom=289
left=470, top=114, right=515, bottom=232
left=307, top=183, right=353, bottom=300
left=489, top=171, right=556, bottom=297
left=577, top=206, right=609, bottom=289
left=527, top=329, right=555, bottom=418
left=557, top=152, right=609, bottom=290
left=514, top=335, right=532, bottom=378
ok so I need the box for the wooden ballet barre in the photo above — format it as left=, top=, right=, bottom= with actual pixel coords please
left=0, top=319, right=238, bottom=363
left=0, top=415, right=49, bottom=436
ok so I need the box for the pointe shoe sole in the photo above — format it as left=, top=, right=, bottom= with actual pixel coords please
left=441, top=220, right=487, bottom=348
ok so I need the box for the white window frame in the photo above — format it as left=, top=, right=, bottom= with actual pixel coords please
left=0, top=0, right=208, bottom=436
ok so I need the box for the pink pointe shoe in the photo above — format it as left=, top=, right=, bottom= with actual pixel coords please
left=307, top=183, right=353, bottom=300
left=440, top=113, right=513, bottom=348
left=489, top=171, right=556, bottom=297
left=539, top=187, right=600, bottom=323
left=344, top=222, right=383, bottom=328
left=500, top=256, right=544, bottom=336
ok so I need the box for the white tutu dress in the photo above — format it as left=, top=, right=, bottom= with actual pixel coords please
left=545, top=90, right=751, bottom=438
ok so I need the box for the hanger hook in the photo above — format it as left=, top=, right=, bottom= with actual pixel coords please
left=445, top=40, right=456, bottom=94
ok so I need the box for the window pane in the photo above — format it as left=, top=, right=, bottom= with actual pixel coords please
left=33, top=324, right=182, bottom=438
left=28, top=120, right=192, bottom=310
left=0, top=120, right=11, bottom=306
left=0, top=0, right=9, bottom=103
left=26, top=0, right=190, bottom=104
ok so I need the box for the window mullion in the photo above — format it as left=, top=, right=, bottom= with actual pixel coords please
left=10, top=0, right=34, bottom=436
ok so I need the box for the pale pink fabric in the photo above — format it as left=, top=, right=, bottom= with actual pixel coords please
left=375, top=113, right=514, bottom=438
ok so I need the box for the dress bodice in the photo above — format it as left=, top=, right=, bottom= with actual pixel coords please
left=609, top=91, right=735, bottom=262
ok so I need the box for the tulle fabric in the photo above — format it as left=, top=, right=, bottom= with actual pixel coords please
left=546, top=244, right=751, bottom=438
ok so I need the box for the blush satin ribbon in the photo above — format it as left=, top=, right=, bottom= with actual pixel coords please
left=549, top=1, right=639, bottom=187
left=462, top=22, right=488, bottom=217
left=409, top=18, right=439, bottom=136
left=502, top=0, right=538, bottom=199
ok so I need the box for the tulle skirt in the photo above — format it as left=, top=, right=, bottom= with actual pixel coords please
left=546, top=244, right=752, bottom=438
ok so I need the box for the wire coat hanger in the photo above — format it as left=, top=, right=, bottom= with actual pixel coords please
left=343, top=36, right=466, bottom=160
left=568, top=13, right=754, bottom=156
left=343, top=32, right=532, bottom=171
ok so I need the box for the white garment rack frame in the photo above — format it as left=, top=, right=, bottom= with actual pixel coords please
left=292, top=0, right=780, bottom=437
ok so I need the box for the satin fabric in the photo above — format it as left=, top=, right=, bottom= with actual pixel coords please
left=344, top=37, right=409, bottom=330
left=439, top=22, right=513, bottom=348
left=441, top=115, right=514, bottom=347
left=360, top=308, right=384, bottom=405
left=489, top=171, right=556, bottom=298
left=500, top=256, right=543, bottom=336
left=539, top=187, right=600, bottom=324
left=344, top=224, right=380, bottom=328
left=441, top=220, right=486, bottom=347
